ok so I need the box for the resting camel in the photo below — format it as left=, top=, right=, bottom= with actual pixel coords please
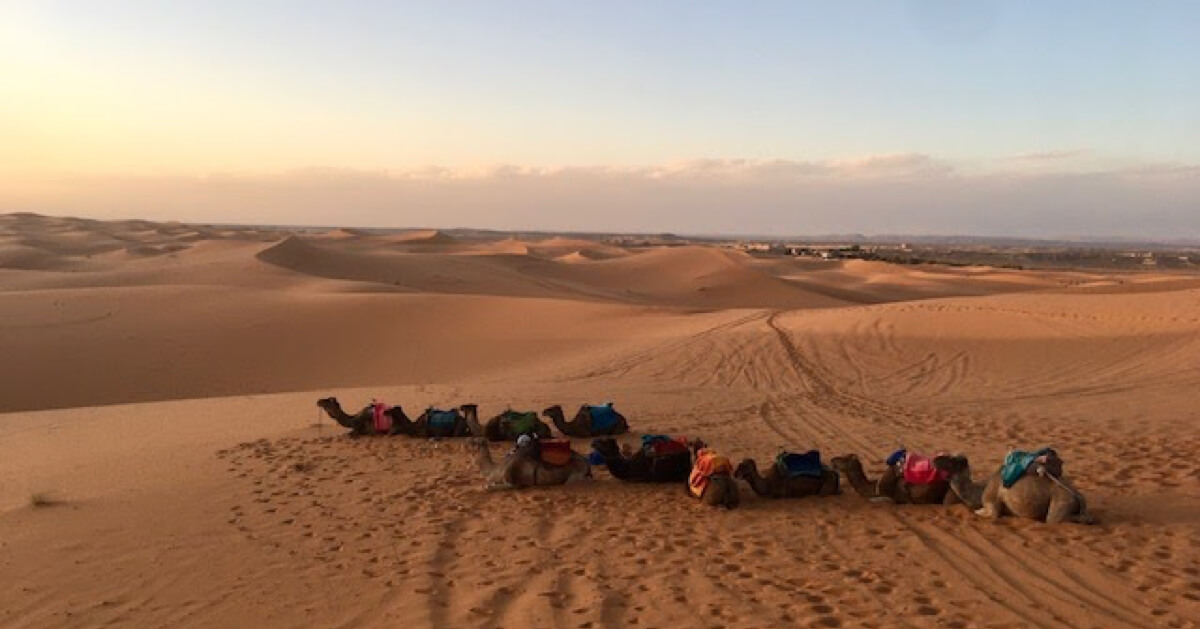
left=689, top=444, right=740, bottom=509
left=414, top=407, right=472, bottom=439
left=542, top=404, right=629, bottom=437
left=462, top=406, right=552, bottom=441
left=590, top=438, right=693, bottom=483
left=466, top=438, right=590, bottom=489
left=316, top=397, right=415, bottom=436
left=734, top=458, right=840, bottom=498
left=933, top=454, right=1095, bottom=524
left=829, top=453, right=958, bottom=505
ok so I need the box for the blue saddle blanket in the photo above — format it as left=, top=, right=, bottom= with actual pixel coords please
left=777, top=450, right=824, bottom=478
left=587, top=404, right=619, bottom=432
left=426, top=409, right=460, bottom=429
left=1001, top=448, right=1054, bottom=488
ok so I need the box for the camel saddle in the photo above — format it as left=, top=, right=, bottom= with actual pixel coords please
left=776, top=450, right=825, bottom=479
left=585, top=403, right=619, bottom=432
left=502, top=411, right=540, bottom=436
left=689, top=449, right=732, bottom=498
left=1001, top=448, right=1060, bottom=488
left=539, top=439, right=573, bottom=467
left=370, top=402, right=393, bottom=434
left=889, top=449, right=949, bottom=486
left=426, top=408, right=460, bottom=430
left=641, top=435, right=689, bottom=457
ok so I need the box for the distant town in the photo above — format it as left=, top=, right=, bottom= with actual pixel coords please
left=721, top=240, right=1198, bottom=271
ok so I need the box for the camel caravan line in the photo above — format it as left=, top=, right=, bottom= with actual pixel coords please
left=316, top=397, right=1095, bottom=524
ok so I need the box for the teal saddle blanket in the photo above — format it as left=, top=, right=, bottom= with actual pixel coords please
left=1001, top=448, right=1055, bottom=488
left=426, top=409, right=461, bottom=430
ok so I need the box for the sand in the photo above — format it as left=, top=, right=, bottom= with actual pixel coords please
left=1, top=212, right=1198, bottom=629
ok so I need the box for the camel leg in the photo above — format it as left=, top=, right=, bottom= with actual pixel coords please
left=876, top=467, right=901, bottom=501
left=1045, top=497, right=1075, bottom=524
left=820, top=473, right=840, bottom=496
left=975, top=481, right=1003, bottom=520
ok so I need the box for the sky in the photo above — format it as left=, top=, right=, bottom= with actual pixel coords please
left=2, top=0, right=1198, bottom=238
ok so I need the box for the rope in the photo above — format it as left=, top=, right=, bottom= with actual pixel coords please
left=1036, top=465, right=1083, bottom=501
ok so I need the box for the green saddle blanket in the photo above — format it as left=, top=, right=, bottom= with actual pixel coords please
left=504, top=411, right=540, bottom=436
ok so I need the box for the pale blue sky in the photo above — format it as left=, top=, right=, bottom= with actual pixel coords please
left=2, top=1, right=1197, bottom=236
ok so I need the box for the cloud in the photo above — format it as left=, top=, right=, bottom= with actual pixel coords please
left=1005, top=149, right=1090, bottom=162
left=3, top=157, right=1198, bottom=239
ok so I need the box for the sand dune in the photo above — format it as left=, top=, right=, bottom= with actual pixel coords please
left=384, top=229, right=458, bottom=245
left=2, top=212, right=1199, bottom=629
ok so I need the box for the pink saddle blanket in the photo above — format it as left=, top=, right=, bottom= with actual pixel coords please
left=371, top=403, right=393, bottom=434
left=902, top=452, right=948, bottom=485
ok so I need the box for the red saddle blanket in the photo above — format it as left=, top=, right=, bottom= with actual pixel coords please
left=539, top=439, right=573, bottom=467
left=902, top=452, right=948, bottom=485
left=689, top=449, right=732, bottom=498
left=371, top=403, right=393, bottom=434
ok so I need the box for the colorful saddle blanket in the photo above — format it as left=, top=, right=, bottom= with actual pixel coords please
left=586, top=403, right=620, bottom=432
left=426, top=409, right=460, bottom=430
left=901, top=452, right=948, bottom=485
left=689, top=449, right=733, bottom=498
left=886, top=449, right=948, bottom=485
left=641, top=435, right=689, bottom=456
left=776, top=451, right=825, bottom=478
left=1001, top=448, right=1056, bottom=488
left=503, top=411, right=540, bottom=436
left=539, top=439, right=573, bottom=467
left=370, top=402, right=393, bottom=434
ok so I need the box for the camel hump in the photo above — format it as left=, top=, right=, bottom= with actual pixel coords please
left=585, top=403, right=621, bottom=432
left=776, top=450, right=825, bottom=478
left=1001, top=447, right=1057, bottom=487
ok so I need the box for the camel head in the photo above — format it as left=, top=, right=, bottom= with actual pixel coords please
left=541, top=404, right=563, bottom=417
left=591, top=437, right=620, bottom=458
left=829, top=453, right=863, bottom=475
left=932, top=454, right=970, bottom=477
left=733, top=458, right=758, bottom=480
left=316, top=397, right=339, bottom=411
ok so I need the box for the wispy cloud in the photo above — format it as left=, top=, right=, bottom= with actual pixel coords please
left=1005, top=149, right=1090, bottom=162
left=3, top=156, right=1198, bottom=239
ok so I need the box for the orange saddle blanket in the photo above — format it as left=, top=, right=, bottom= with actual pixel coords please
left=689, top=449, right=732, bottom=498
left=539, top=439, right=573, bottom=467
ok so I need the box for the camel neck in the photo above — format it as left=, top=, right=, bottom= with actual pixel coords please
left=744, top=468, right=772, bottom=496
left=845, top=467, right=878, bottom=498
left=948, top=473, right=983, bottom=509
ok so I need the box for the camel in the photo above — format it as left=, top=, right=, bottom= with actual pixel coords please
left=542, top=404, right=629, bottom=437
left=689, top=445, right=740, bottom=509
left=829, top=453, right=959, bottom=505
left=734, top=458, right=840, bottom=498
left=316, top=397, right=415, bottom=436
left=461, top=405, right=552, bottom=441
left=466, top=438, right=590, bottom=489
left=590, top=437, right=693, bottom=483
left=414, top=407, right=471, bottom=439
left=933, top=454, right=1095, bottom=524
left=694, top=474, right=740, bottom=508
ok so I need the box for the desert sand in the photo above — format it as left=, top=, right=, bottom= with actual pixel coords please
left=2, top=212, right=1198, bottom=629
